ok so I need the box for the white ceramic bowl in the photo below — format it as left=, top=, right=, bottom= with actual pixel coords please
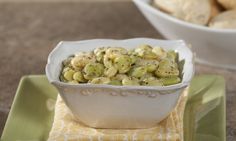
left=133, top=0, right=236, bottom=70
left=46, top=38, right=194, bottom=129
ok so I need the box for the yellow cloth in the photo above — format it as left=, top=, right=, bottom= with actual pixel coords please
left=48, top=88, right=188, bottom=141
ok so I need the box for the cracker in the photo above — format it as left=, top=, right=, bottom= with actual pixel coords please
left=210, top=0, right=223, bottom=20
left=174, top=0, right=212, bottom=25
left=153, top=0, right=181, bottom=14
left=209, top=10, right=236, bottom=29
left=217, top=0, right=236, bottom=10
left=153, top=0, right=212, bottom=25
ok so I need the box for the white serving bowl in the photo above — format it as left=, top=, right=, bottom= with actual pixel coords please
left=46, top=38, right=194, bottom=129
left=133, top=0, right=236, bottom=70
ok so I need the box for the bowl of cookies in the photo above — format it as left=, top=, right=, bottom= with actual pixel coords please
left=133, top=0, right=236, bottom=70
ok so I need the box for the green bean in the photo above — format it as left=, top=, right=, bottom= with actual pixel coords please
left=167, top=50, right=178, bottom=62
left=139, top=73, right=155, bottom=81
left=108, top=80, right=122, bottom=86
left=62, top=67, right=72, bottom=73
left=105, top=47, right=127, bottom=59
left=83, top=62, right=104, bottom=80
left=130, top=54, right=139, bottom=64
left=63, top=69, right=75, bottom=81
left=114, top=55, right=132, bottom=73
left=94, top=47, right=108, bottom=55
left=155, top=59, right=179, bottom=77
left=73, top=71, right=86, bottom=82
left=129, top=66, right=147, bottom=78
left=113, top=74, right=129, bottom=81
left=90, top=77, right=111, bottom=84
left=141, top=77, right=163, bottom=86
left=103, top=55, right=113, bottom=68
left=71, top=54, right=96, bottom=70
left=122, top=77, right=140, bottom=86
left=128, top=49, right=135, bottom=55
left=134, top=44, right=157, bottom=59
left=152, top=46, right=167, bottom=60
left=94, top=47, right=108, bottom=62
left=161, top=76, right=181, bottom=86
left=135, top=59, right=159, bottom=72
left=104, top=66, right=117, bottom=77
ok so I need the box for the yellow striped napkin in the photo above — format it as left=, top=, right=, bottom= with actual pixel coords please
left=48, top=88, right=188, bottom=141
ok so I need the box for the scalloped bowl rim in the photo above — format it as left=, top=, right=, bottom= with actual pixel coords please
left=46, top=38, right=194, bottom=91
